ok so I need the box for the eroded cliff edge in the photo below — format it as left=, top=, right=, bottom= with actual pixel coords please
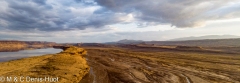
left=0, top=46, right=89, bottom=83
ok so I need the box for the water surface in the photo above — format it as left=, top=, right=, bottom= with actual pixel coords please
left=0, top=48, right=62, bottom=62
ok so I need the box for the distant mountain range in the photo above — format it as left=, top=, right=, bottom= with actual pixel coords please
left=117, top=39, right=144, bottom=44
left=169, top=35, right=240, bottom=41
left=109, top=35, right=240, bottom=47
left=147, top=38, right=240, bottom=47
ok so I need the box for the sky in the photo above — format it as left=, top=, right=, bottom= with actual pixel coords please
left=0, top=0, right=240, bottom=43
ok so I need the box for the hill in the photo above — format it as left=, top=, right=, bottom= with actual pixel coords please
left=147, top=38, right=240, bottom=47
left=115, top=39, right=144, bottom=44
left=169, top=35, right=240, bottom=41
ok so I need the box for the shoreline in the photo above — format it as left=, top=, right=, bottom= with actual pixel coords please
left=0, top=46, right=89, bottom=83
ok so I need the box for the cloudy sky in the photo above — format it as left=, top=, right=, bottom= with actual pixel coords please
left=0, top=0, right=240, bottom=43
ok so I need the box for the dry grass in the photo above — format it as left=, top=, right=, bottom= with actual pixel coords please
left=0, top=45, right=239, bottom=83
left=0, top=46, right=89, bottom=83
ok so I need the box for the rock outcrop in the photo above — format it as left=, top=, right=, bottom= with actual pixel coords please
left=0, top=40, right=27, bottom=52
left=0, top=40, right=58, bottom=52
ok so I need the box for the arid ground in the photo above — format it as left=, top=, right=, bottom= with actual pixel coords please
left=0, top=45, right=239, bottom=83
left=80, top=45, right=240, bottom=83
left=0, top=46, right=89, bottom=83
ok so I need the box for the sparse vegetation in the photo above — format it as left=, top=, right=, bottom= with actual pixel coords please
left=1, top=42, right=240, bottom=83
left=0, top=46, right=89, bottom=83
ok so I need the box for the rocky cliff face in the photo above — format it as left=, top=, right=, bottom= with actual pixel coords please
left=0, top=40, right=27, bottom=52
left=0, top=40, right=57, bottom=52
left=25, top=41, right=57, bottom=48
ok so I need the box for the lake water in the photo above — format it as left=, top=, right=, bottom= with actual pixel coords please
left=0, top=48, right=62, bottom=62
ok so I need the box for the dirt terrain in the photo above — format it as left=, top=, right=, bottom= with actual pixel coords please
left=0, top=46, right=89, bottom=83
left=80, top=46, right=240, bottom=83
left=0, top=45, right=239, bottom=83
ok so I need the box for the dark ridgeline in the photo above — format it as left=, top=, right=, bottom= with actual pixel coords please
left=146, top=38, right=240, bottom=47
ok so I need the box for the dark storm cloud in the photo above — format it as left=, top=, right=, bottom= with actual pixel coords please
left=0, top=0, right=123, bottom=32
left=75, top=0, right=85, bottom=3
left=68, top=12, right=128, bottom=30
left=0, top=0, right=62, bottom=31
left=32, top=0, right=46, bottom=5
left=95, top=0, right=240, bottom=27
left=0, top=0, right=239, bottom=32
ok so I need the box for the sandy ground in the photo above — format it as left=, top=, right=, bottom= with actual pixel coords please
left=0, top=46, right=89, bottom=83
left=80, top=46, right=240, bottom=83
left=0, top=46, right=239, bottom=83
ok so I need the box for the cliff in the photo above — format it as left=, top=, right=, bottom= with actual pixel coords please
left=0, top=40, right=27, bottom=52
left=0, top=40, right=57, bottom=52
left=25, top=41, right=57, bottom=48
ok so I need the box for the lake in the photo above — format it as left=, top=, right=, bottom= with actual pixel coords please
left=0, top=48, right=62, bottom=62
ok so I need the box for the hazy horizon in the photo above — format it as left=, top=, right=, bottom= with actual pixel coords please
left=0, top=0, right=240, bottom=43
